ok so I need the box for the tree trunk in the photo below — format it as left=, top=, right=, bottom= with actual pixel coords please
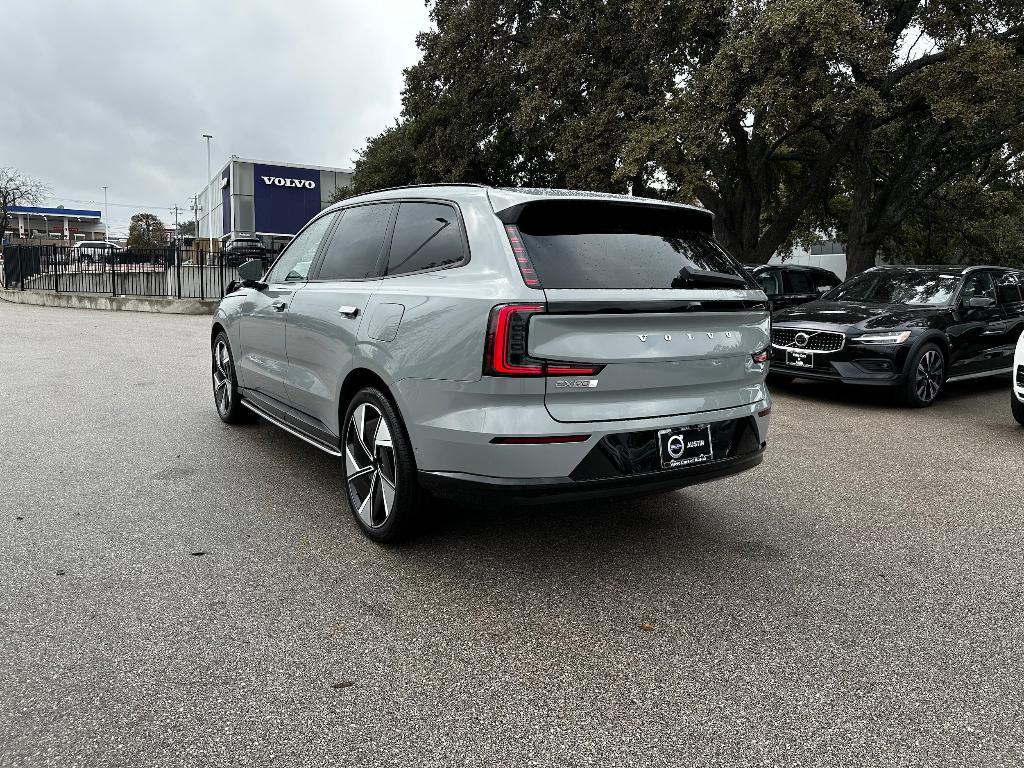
left=844, top=128, right=880, bottom=276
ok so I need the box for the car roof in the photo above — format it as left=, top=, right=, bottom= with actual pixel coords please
left=326, top=183, right=710, bottom=219
left=867, top=264, right=1017, bottom=275
left=752, top=263, right=837, bottom=274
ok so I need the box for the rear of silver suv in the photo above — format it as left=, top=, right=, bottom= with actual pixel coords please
left=211, top=185, right=771, bottom=541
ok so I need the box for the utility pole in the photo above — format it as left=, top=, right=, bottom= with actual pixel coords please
left=102, top=186, right=108, bottom=242
left=202, top=134, right=213, bottom=254
left=170, top=204, right=182, bottom=243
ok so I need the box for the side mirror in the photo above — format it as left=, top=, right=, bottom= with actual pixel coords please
left=968, top=296, right=996, bottom=309
left=237, top=259, right=265, bottom=286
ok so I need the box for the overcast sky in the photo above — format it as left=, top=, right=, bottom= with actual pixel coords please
left=1, top=0, right=430, bottom=236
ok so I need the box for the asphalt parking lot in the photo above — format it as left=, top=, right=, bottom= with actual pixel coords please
left=2, top=300, right=1023, bottom=767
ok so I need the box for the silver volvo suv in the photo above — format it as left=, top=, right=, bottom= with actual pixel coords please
left=211, top=185, right=772, bottom=541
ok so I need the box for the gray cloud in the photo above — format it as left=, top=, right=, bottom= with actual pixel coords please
left=0, top=0, right=428, bottom=235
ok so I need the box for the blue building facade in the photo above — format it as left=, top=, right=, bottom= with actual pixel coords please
left=197, top=158, right=352, bottom=251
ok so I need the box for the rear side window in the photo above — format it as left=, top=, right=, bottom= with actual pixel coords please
left=315, top=203, right=395, bottom=281
left=514, top=201, right=750, bottom=290
left=387, top=202, right=465, bottom=276
left=784, top=271, right=814, bottom=293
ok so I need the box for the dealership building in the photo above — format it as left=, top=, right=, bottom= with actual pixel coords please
left=196, top=157, right=353, bottom=251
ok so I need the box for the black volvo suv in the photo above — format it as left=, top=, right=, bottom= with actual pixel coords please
left=770, top=265, right=1024, bottom=406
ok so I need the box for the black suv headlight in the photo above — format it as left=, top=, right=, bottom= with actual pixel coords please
left=852, top=331, right=912, bottom=344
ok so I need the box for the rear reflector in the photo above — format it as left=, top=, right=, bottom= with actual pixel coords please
left=758, top=407, right=771, bottom=417
left=490, top=435, right=590, bottom=444
left=504, top=224, right=543, bottom=288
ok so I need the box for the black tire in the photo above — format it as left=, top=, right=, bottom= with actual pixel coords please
left=1012, top=390, right=1024, bottom=426
left=899, top=342, right=946, bottom=407
left=342, top=387, right=425, bottom=543
left=211, top=331, right=248, bottom=423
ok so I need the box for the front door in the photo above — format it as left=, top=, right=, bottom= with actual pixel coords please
left=236, top=212, right=336, bottom=404
left=284, top=203, right=396, bottom=436
left=953, top=270, right=1007, bottom=374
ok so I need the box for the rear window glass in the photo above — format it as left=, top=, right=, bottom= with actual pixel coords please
left=515, top=202, right=751, bottom=290
left=387, top=202, right=465, bottom=275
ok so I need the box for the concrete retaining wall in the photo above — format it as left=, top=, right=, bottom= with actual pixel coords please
left=0, top=288, right=217, bottom=315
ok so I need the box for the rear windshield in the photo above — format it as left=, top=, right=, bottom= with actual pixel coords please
left=515, top=201, right=751, bottom=290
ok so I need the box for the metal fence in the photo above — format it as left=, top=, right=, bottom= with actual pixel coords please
left=0, top=245, right=264, bottom=300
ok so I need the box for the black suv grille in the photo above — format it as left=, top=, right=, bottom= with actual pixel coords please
left=771, top=327, right=845, bottom=353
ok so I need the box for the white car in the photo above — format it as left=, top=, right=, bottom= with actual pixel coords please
left=1013, top=329, right=1024, bottom=425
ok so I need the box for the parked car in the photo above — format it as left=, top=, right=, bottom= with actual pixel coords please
left=72, top=241, right=124, bottom=263
left=210, top=185, right=773, bottom=541
left=747, top=264, right=842, bottom=310
left=1012, top=330, right=1024, bottom=425
left=770, top=265, right=1024, bottom=406
left=221, top=232, right=267, bottom=267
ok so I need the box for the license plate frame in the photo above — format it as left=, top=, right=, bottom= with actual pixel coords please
left=657, top=424, right=714, bottom=469
left=786, top=349, right=814, bottom=368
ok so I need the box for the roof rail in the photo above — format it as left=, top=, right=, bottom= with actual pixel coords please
left=345, top=182, right=489, bottom=197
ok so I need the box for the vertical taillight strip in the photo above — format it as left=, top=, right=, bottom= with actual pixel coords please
left=504, top=224, right=542, bottom=289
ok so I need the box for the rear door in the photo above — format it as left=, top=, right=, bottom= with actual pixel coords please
left=508, top=200, right=769, bottom=423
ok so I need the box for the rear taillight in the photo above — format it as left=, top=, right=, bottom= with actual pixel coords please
left=483, top=304, right=604, bottom=377
left=504, top=224, right=542, bottom=288
left=752, top=347, right=770, bottom=364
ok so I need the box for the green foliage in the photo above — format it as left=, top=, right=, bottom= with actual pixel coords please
left=347, top=0, right=1024, bottom=273
left=126, top=212, right=167, bottom=248
left=0, top=167, right=48, bottom=238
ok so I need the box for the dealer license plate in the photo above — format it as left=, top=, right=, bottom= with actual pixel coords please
left=786, top=349, right=814, bottom=368
left=657, top=424, right=713, bottom=469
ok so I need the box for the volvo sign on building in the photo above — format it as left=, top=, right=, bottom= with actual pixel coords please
left=196, top=157, right=353, bottom=251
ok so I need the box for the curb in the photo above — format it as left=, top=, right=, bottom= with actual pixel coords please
left=0, top=288, right=218, bottom=315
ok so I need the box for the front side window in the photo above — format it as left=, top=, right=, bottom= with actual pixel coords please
left=961, top=272, right=997, bottom=304
left=387, top=202, right=464, bottom=276
left=825, top=271, right=961, bottom=306
left=995, top=272, right=1022, bottom=305
left=757, top=271, right=780, bottom=295
left=267, top=213, right=335, bottom=283
left=316, top=203, right=395, bottom=281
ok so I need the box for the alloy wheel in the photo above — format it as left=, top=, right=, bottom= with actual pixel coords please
left=212, top=339, right=233, bottom=415
left=915, top=349, right=943, bottom=404
left=345, top=403, right=397, bottom=529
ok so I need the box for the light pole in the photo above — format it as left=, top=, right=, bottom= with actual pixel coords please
left=102, top=186, right=108, bottom=242
left=202, top=134, right=213, bottom=254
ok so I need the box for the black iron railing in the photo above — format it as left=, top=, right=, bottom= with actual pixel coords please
left=0, top=244, right=260, bottom=300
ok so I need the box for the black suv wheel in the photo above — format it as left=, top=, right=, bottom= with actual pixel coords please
left=900, top=342, right=945, bottom=407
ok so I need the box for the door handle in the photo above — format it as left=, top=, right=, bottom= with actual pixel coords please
left=271, top=300, right=288, bottom=312
left=337, top=306, right=360, bottom=318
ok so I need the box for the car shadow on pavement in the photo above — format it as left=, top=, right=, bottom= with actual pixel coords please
left=770, top=373, right=1009, bottom=409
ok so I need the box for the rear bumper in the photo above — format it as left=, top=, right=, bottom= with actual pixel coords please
left=419, top=446, right=765, bottom=504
